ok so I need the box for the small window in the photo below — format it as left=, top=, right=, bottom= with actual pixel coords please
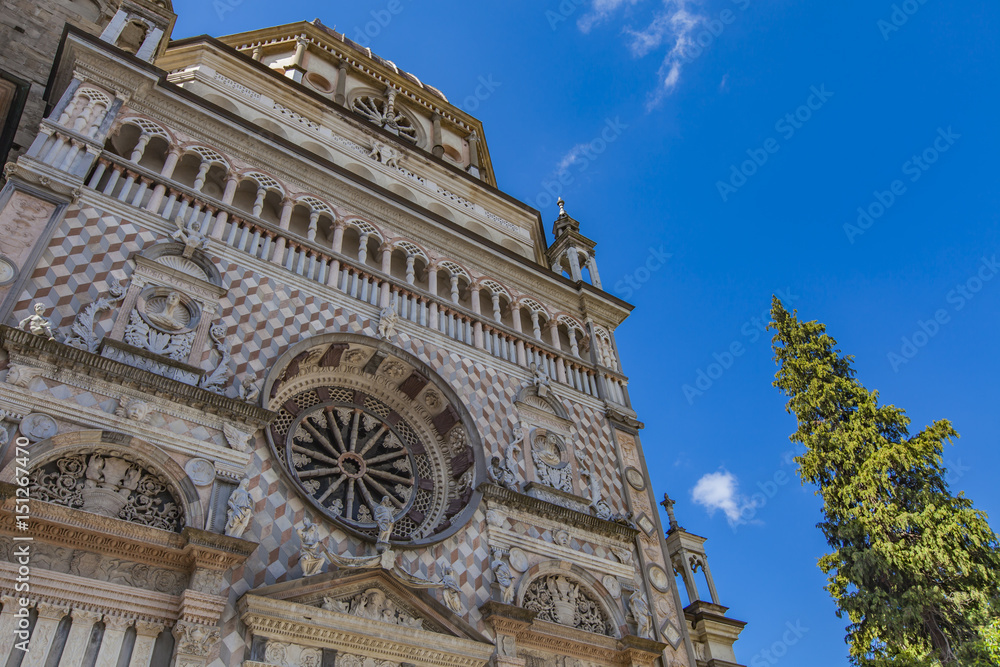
left=0, top=70, right=29, bottom=165
left=305, top=72, right=333, bottom=94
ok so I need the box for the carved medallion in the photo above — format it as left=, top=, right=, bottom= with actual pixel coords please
left=647, top=564, right=671, bottom=592
left=508, top=547, right=528, bottom=573
left=602, top=575, right=621, bottom=599
left=185, top=458, right=215, bottom=486
left=19, top=413, right=58, bottom=441
left=625, top=466, right=646, bottom=491
left=0, top=256, right=16, bottom=285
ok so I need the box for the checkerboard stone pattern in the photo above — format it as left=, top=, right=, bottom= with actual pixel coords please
left=13, top=204, right=641, bottom=666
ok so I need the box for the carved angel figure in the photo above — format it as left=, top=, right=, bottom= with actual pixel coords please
left=19, top=303, right=55, bottom=339
left=225, top=478, right=253, bottom=538
left=238, top=373, right=261, bottom=402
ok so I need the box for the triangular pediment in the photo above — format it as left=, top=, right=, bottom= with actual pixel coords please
left=244, top=568, right=488, bottom=644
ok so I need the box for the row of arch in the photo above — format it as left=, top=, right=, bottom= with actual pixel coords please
left=102, top=115, right=619, bottom=361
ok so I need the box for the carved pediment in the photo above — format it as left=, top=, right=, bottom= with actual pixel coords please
left=243, top=568, right=489, bottom=644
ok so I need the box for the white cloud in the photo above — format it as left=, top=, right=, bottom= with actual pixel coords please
left=578, top=0, right=641, bottom=34
left=579, top=0, right=708, bottom=106
left=691, top=470, right=751, bottom=524
left=556, top=142, right=591, bottom=172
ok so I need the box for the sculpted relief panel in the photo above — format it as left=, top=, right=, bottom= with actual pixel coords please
left=522, top=575, right=613, bottom=637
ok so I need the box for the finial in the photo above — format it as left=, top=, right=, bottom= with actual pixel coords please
left=557, top=197, right=567, bottom=216
left=660, top=493, right=680, bottom=532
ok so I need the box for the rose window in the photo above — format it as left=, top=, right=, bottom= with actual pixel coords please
left=351, top=95, right=418, bottom=143
left=265, top=338, right=482, bottom=547
left=287, top=398, right=416, bottom=526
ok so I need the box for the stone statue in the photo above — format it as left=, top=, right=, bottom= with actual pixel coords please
left=172, top=217, right=209, bottom=257
left=374, top=496, right=395, bottom=551
left=298, top=517, right=325, bottom=576
left=225, top=478, right=253, bottom=538
left=377, top=298, right=398, bottom=339
left=488, top=442, right=519, bottom=490
left=238, top=373, right=260, bottom=402
left=18, top=303, right=55, bottom=339
left=491, top=550, right=515, bottom=604
left=629, top=590, right=652, bottom=639
left=441, top=565, right=462, bottom=614
left=147, top=291, right=187, bottom=331
left=527, top=362, right=551, bottom=397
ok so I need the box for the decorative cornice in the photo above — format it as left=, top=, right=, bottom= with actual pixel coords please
left=0, top=326, right=275, bottom=427
left=479, top=483, right=638, bottom=540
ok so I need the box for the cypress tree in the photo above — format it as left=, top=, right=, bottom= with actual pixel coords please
left=769, top=297, right=1000, bottom=665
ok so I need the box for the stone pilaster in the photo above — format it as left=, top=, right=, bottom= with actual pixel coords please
left=22, top=603, right=68, bottom=667
left=57, top=609, right=103, bottom=667
left=127, top=620, right=165, bottom=667
left=94, top=614, right=133, bottom=667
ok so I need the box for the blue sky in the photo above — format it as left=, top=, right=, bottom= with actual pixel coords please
left=173, top=1, right=1000, bottom=664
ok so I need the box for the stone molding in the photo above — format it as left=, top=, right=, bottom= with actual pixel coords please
left=480, top=483, right=638, bottom=540
left=0, top=325, right=275, bottom=427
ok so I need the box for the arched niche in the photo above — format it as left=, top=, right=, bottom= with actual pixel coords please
left=515, top=560, right=625, bottom=638
left=2, top=430, right=204, bottom=532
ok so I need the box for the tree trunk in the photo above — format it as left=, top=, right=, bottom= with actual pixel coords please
left=922, top=608, right=956, bottom=664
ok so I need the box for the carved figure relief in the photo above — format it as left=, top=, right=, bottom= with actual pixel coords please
left=337, top=655, right=401, bottom=667
left=531, top=432, right=572, bottom=493
left=522, top=575, right=613, bottom=636
left=18, top=303, right=55, bottom=339
left=174, top=621, right=220, bottom=657
left=628, top=590, right=653, bottom=639
left=441, top=565, right=462, bottom=614
left=322, top=587, right=423, bottom=628
left=377, top=299, right=399, bottom=339
left=298, top=517, right=326, bottom=575
left=29, top=451, right=185, bottom=531
left=225, top=478, right=253, bottom=538
left=491, top=549, right=515, bottom=604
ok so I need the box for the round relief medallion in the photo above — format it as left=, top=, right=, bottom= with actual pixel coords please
left=647, top=564, right=671, bottom=592
left=508, top=547, right=529, bottom=572
left=184, top=458, right=215, bottom=486
left=19, top=413, right=57, bottom=441
left=602, top=575, right=621, bottom=599
left=0, top=256, right=16, bottom=286
left=264, top=335, right=484, bottom=547
left=624, top=466, right=646, bottom=490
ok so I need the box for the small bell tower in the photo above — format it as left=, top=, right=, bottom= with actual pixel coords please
left=546, top=198, right=601, bottom=288
left=661, top=494, right=748, bottom=666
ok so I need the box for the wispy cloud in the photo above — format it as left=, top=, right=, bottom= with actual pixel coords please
left=556, top=142, right=590, bottom=171
left=691, top=470, right=752, bottom=525
left=579, top=0, right=708, bottom=107
left=578, top=0, right=641, bottom=34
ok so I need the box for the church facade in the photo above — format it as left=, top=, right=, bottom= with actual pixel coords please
left=0, top=2, right=745, bottom=666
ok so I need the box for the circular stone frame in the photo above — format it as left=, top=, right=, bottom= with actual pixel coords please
left=262, top=333, right=485, bottom=548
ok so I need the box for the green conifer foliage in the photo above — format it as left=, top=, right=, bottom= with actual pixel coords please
left=768, top=297, right=1000, bottom=666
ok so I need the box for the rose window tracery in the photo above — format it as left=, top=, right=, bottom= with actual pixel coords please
left=351, top=95, right=418, bottom=143
left=266, top=338, right=483, bottom=546
left=287, top=395, right=416, bottom=527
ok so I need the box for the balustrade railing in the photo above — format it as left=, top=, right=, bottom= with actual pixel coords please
left=79, top=151, right=630, bottom=406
